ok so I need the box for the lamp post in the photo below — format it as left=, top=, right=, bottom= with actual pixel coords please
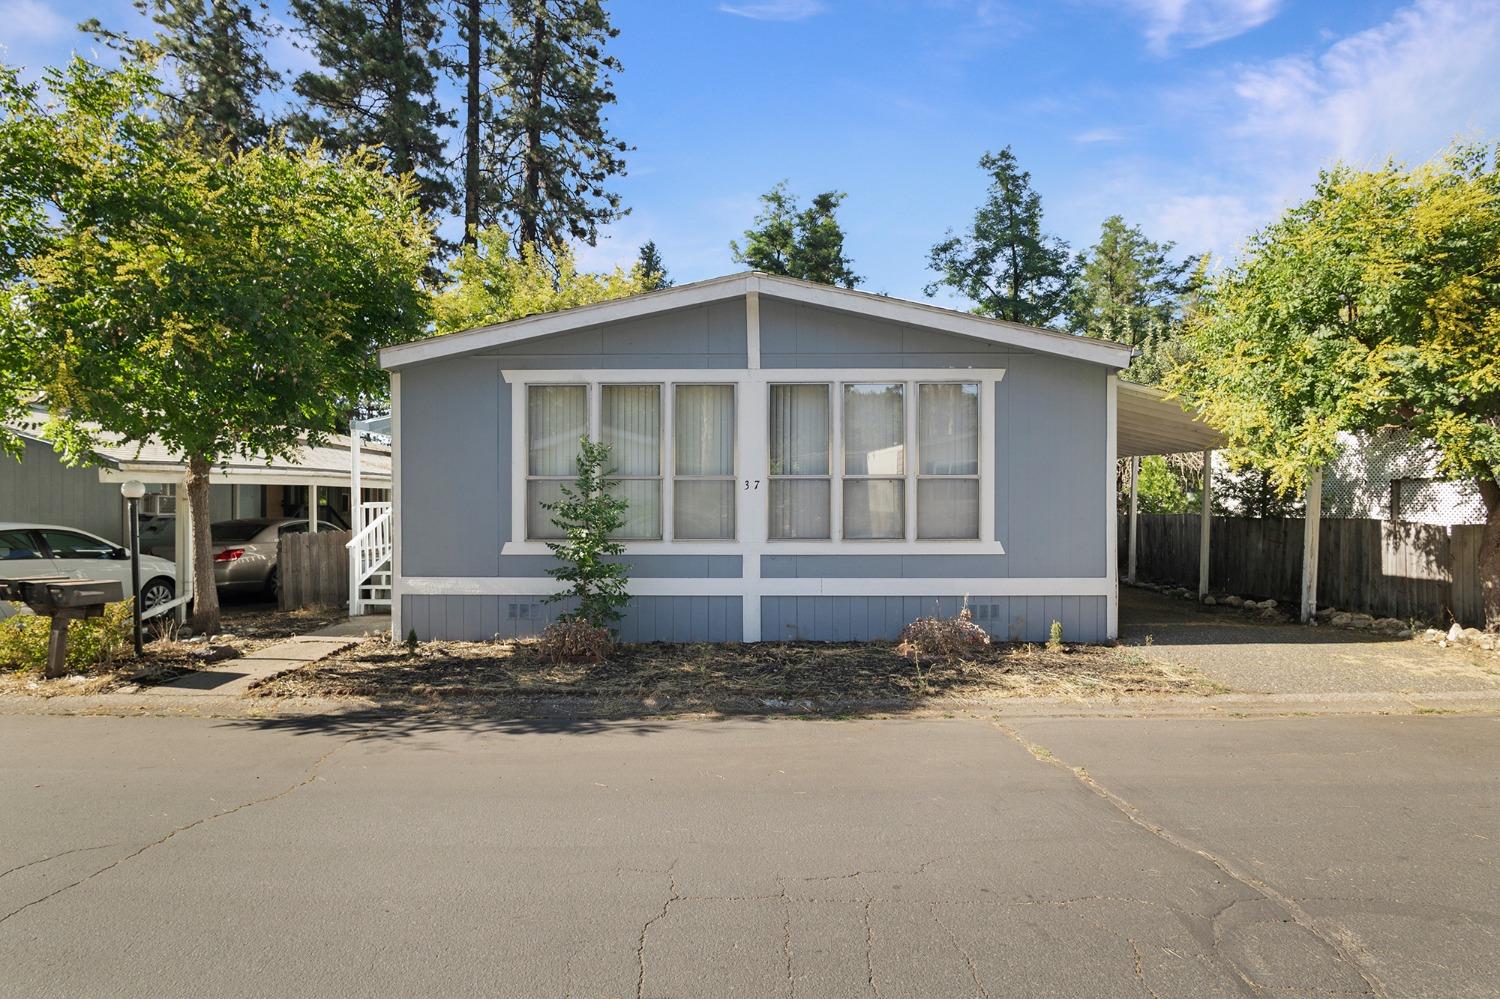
left=120, top=480, right=146, bottom=656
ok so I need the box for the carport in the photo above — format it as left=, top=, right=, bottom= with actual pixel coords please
left=1115, top=382, right=1326, bottom=623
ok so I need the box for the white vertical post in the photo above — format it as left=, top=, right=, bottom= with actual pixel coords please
left=349, top=419, right=362, bottom=616
left=1105, top=374, right=1119, bottom=639
left=741, top=290, right=765, bottom=643
left=1127, top=455, right=1139, bottom=585
left=1301, top=466, right=1323, bottom=623
left=173, top=477, right=192, bottom=626
left=389, top=372, right=403, bottom=641
left=309, top=484, right=319, bottom=533
left=1198, top=449, right=1213, bottom=599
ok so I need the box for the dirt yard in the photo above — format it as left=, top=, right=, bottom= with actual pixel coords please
left=0, top=602, right=349, bottom=697
left=251, top=636, right=1224, bottom=712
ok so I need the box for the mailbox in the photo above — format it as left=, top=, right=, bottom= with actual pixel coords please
left=1, top=576, right=126, bottom=679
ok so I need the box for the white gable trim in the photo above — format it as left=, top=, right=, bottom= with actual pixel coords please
left=380, top=272, right=1133, bottom=370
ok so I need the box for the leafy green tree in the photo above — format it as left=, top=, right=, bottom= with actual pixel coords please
left=1170, top=145, right=1500, bottom=625
left=637, top=239, right=671, bottom=289
left=433, top=228, right=648, bottom=333
left=731, top=182, right=860, bottom=288
left=0, top=59, right=433, bottom=633
left=1069, top=216, right=1197, bottom=384
left=1133, top=456, right=1195, bottom=514
left=81, top=0, right=281, bottom=150
left=489, top=0, right=629, bottom=257
left=287, top=0, right=456, bottom=221
left=926, top=147, right=1072, bottom=326
left=541, top=437, right=630, bottom=629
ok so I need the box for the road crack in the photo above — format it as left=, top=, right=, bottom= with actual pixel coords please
left=994, top=722, right=1390, bottom=999
left=930, top=902, right=990, bottom=998
left=0, top=843, right=118, bottom=882
left=636, top=861, right=679, bottom=999
left=0, top=740, right=349, bottom=927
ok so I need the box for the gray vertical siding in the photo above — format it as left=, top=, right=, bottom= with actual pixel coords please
left=399, top=356, right=505, bottom=576
left=401, top=594, right=743, bottom=642
left=1, top=437, right=126, bottom=543
left=760, top=595, right=1107, bottom=643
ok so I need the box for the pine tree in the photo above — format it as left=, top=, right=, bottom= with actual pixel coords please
left=636, top=240, right=671, bottom=289
left=1068, top=215, right=1198, bottom=384
left=81, top=0, right=281, bottom=150
left=926, top=147, right=1072, bottom=326
left=489, top=0, right=629, bottom=257
left=731, top=182, right=860, bottom=288
left=287, top=0, right=456, bottom=221
left=451, top=0, right=507, bottom=246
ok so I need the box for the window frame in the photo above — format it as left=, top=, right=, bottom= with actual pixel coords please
left=839, top=381, right=908, bottom=542
left=768, top=381, right=834, bottom=541
left=600, top=382, right=665, bottom=542
left=506, top=368, right=1003, bottom=556
left=524, top=382, right=592, bottom=542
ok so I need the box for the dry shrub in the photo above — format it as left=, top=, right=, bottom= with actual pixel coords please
left=0, top=601, right=133, bottom=673
left=536, top=618, right=613, bottom=663
left=896, top=608, right=991, bottom=661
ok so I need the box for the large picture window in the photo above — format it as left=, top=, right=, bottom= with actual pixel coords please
left=769, top=384, right=831, bottom=540
left=518, top=372, right=991, bottom=551
left=674, top=384, right=736, bottom=540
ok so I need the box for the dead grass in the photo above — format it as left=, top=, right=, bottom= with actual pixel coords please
left=253, top=637, right=1223, bottom=711
left=0, top=602, right=348, bottom=698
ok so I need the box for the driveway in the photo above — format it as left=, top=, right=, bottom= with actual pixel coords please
left=1120, top=586, right=1500, bottom=697
left=2, top=712, right=1496, bottom=997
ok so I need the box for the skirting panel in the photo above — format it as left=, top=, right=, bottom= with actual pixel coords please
left=400, top=594, right=744, bottom=642
left=758, top=595, right=1108, bottom=643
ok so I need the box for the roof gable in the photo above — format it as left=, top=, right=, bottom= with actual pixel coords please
left=380, top=272, right=1133, bottom=370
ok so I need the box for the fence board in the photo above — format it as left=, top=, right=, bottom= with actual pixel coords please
left=279, top=530, right=351, bottom=610
left=1122, top=515, right=1484, bottom=627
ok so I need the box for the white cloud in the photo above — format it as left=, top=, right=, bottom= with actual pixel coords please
left=0, top=0, right=70, bottom=45
left=718, top=0, right=827, bottom=21
left=1073, top=127, right=1127, bottom=144
left=1123, top=0, right=1283, bottom=53
left=1113, top=0, right=1500, bottom=265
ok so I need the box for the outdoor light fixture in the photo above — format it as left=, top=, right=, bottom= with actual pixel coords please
left=120, top=480, right=146, bottom=655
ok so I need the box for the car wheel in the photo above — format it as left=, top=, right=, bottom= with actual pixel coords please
left=264, top=568, right=279, bottom=598
left=140, top=577, right=174, bottom=612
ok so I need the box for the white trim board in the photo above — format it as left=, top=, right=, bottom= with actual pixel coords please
left=380, top=272, right=1134, bottom=370
left=400, top=576, right=1111, bottom=598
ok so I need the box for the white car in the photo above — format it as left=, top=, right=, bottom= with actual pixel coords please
left=0, top=523, right=177, bottom=614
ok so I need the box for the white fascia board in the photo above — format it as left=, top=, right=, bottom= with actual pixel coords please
left=381, top=271, right=1134, bottom=371
left=97, top=464, right=391, bottom=488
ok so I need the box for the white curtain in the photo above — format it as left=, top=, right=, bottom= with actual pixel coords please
left=843, top=383, right=905, bottom=539
left=769, top=385, right=830, bottom=539
left=602, top=385, right=662, bottom=539
left=527, top=385, right=588, bottom=539
left=918, top=383, right=980, bottom=539
left=674, top=385, right=735, bottom=539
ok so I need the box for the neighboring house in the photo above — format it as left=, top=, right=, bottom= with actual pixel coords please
left=375, top=272, right=1214, bottom=643
left=1, top=417, right=393, bottom=556
left=1324, top=429, right=1487, bottom=527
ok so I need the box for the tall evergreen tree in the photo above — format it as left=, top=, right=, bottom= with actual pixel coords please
left=636, top=240, right=671, bottom=289
left=926, top=147, right=1072, bottom=326
left=288, top=0, right=456, bottom=221
left=1067, top=215, right=1198, bottom=384
left=450, top=0, right=507, bottom=246
left=81, top=0, right=281, bottom=150
left=489, top=0, right=629, bottom=257
left=731, top=182, right=860, bottom=288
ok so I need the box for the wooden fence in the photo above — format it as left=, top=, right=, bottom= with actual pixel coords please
left=278, top=530, right=352, bottom=611
left=1120, top=515, right=1485, bottom=627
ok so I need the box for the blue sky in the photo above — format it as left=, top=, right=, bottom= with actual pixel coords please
left=4, top=0, right=1499, bottom=301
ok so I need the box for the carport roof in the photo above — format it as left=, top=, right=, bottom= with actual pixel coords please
left=1117, top=381, right=1224, bottom=457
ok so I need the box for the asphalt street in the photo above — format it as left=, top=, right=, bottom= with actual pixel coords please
left=1, top=712, right=1495, bottom=998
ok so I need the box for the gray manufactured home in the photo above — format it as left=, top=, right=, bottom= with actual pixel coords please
left=380, top=272, right=1140, bottom=644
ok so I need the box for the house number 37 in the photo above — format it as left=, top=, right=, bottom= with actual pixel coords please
left=743, top=479, right=761, bottom=490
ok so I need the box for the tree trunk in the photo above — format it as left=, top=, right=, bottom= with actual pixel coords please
left=186, top=454, right=221, bottom=635
left=462, top=0, right=481, bottom=245
left=1480, top=479, right=1500, bottom=632
left=518, top=7, right=546, bottom=253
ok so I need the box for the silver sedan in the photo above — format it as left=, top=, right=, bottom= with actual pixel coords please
left=210, top=518, right=342, bottom=596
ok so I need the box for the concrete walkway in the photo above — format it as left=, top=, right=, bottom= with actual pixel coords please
left=147, top=636, right=358, bottom=697
left=1120, top=586, right=1500, bottom=696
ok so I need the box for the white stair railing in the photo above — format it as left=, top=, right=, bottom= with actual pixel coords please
left=346, top=502, right=393, bottom=615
